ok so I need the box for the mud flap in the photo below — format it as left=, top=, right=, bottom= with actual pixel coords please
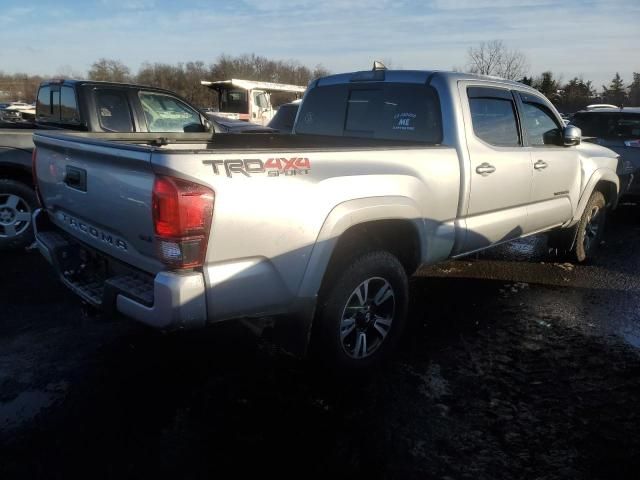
left=547, top=224, right=579, bottom=253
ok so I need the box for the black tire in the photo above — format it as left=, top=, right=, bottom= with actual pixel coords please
left=572, top=190, right=607, bottom=263
left=0, top=179, right=38, bottom=250
left=313, top=250, right=409, bottom=370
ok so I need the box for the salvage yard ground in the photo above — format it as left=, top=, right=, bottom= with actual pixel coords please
left=1, top=204, right=639, bottom=479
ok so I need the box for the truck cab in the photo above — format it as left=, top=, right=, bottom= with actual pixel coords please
left=201, top=79, right=305, bottom=126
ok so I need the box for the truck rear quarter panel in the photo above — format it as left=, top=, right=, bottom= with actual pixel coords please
left=151, top=146, right=460, bottom=322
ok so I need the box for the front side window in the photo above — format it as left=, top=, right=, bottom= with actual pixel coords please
left=296, top=83, right=442, bottom=143
left=139, top=92, right=203, bottom=132
left=95, top=89, right=133, bottom=132
left=469, top=96, right=520, bottom=147
left=254, top=92, right=269, bottom=109
left=521, top=102, right=562, bottom=146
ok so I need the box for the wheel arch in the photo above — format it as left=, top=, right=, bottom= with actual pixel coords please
left=0, top=162, right=33, bottom=187
left=296, top=196, right=425, bottom=301
left=573, top=169, right=619, bottom=224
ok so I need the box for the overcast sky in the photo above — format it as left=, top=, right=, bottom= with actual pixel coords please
left=1, top=0, right=638, bottom=89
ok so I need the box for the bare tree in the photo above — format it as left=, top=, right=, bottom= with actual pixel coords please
left=466, top=40, right=529, bottom=81
left=0, top=72, right=43, bottom=102
left=88, top=58, right=131, bottom=83
left=54, top=65, right=84, bottom=80
left=0, top=55, right=329, bottom=105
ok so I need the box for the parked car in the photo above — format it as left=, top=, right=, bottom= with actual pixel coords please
left=0, top=108, right=27, bottom=124
left=267, top=100, right=300, bottom=133
left=585, top=104, right=619, bottom=110
left=0, top=79, right=270, bottom=250
left=570, top=107, right=640, bottom=197
left=32, top=66, right=619, bottom=369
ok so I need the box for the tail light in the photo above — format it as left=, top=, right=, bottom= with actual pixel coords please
left=624, top=140, right=640, bottom=148
left=31, top=148, right=43, bottom=206
left=152, top=176, right=214, bottom=269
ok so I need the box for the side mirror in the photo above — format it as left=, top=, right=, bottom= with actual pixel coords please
left=563, top=125, right=581, bottom=146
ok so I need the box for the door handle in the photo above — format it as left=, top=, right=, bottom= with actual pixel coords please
left=534, top=160, right=548, bottom=170
left=64, top=170, right=81, bottom=185
left=475, top=163, right=496, bottom=176
left=64, top=166, right=87, bottom=191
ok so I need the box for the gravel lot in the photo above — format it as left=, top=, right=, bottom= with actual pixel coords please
left=1, top=203, right=639, bottom=479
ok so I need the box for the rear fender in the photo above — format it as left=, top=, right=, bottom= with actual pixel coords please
left=296, top=196, right=425, bottom=301
left=274, top=196, right=426, bottom=358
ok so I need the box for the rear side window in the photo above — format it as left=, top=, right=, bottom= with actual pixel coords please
left=296, top=83, right=442, bottom=143
left=36, top=87, right=52, bottom=120
left=139, top=92, right=203, bottom=132
left=95, top=89, right=134, bottom=132
left=60, top=86, right=80, bottom=124
left=521, top=102, right=562, bottom=146
left=469, top=97, right=520, bottom=147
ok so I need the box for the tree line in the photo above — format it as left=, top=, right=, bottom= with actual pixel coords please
left=0, top=54, right=329, bottom=108
left=1, top=48, right=638, bottom=113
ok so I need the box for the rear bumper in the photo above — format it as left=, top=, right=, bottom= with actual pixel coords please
left=34, top=209, right=207, bottom=330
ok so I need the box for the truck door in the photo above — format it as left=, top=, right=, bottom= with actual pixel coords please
left=515, top=91, right=580, bottom=232
left=458, top=84, right=532, bottom=253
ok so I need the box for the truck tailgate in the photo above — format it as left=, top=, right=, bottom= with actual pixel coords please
left=33, top=132, right=163, bottom=274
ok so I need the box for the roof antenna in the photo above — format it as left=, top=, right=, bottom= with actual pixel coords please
left=372, top=60, right=387, bottom=71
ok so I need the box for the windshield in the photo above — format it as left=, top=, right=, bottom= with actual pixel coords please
left=139, top=92, right=203, bottom=132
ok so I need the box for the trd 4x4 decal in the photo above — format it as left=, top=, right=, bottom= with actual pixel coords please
left=203, top=158, right=311, bottom=178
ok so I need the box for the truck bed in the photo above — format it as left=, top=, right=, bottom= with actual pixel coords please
left=33, top=130, right=440, bottom=152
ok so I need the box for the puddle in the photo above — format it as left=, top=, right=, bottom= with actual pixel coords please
left=479, top=236, right=547, bottom=262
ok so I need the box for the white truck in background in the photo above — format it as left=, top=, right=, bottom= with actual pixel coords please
left=201, top=79, right=305, bottom=126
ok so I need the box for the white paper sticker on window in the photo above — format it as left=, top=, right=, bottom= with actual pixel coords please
left=393, top=112, right=416, bottom=131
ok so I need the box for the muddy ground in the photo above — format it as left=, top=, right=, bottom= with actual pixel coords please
left=1, top=204, right=639, bottom=479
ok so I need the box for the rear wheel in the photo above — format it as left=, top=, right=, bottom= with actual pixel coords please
left=0, top=179, right=37, bottom=250
left=313, top=250, right=408, bottom=370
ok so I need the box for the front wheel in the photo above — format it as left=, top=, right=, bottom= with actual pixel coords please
left=573, top=190, right=607, bottom=263
left=313, top=250, right=409, bottom=370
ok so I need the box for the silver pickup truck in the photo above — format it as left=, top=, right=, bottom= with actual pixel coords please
left=32, top=67, right=620, bottom=369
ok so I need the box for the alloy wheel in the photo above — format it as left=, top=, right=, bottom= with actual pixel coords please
left=0, top=194, right=32, bottom=239
left=340, top=276, right=396, bottom=359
